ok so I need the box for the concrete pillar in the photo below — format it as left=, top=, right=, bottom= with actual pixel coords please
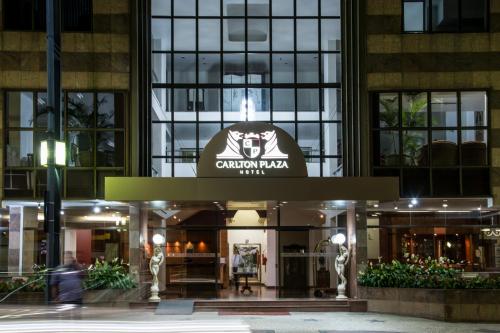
left=128, top=204, right=141, bottom=283
left=64, top=229, right=77, bottom=258
left=265, top=230, right=277, bottom=287
left=346, top=203, right=357, bottom=298
left=347, top=203, right=367, bottom=299
left=8, top=206, right=38, bottom=275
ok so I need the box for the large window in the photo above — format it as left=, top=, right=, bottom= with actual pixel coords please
left=4, top=91, right=126, bottom=199
left=372, top=91, right=489, bottom=197
left=2, top=0, right=92, bottom=32
left=402, top=0, right=488, bottom=33
left=151, top=0, right=343, bottom=177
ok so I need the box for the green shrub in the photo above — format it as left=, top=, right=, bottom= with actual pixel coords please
left=84, top=258, right=137, bottom=290
left=358, top=256, right=500, bottom=289
left=0, top=259, right=136, bottom=293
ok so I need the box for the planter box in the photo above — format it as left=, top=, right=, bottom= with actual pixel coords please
left=0, top=289, right=141, bottom=306
left=359, top=286, right=500, bottom=322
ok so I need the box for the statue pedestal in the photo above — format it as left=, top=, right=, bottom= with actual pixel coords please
left=336, top=284, right=348, bottom=299
left=149, top=284, right=161, bottom=302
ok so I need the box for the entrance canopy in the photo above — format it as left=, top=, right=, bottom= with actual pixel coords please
left=104, top=177, right=399, bottom=202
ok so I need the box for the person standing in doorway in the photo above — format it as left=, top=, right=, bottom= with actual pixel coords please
left=232, top=247, right=242, bottom=291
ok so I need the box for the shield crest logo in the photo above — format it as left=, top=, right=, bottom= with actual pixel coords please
left=243, top=137, right=261, bottom=159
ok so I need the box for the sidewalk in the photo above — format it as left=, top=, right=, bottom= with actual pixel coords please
left=0, top=305, right=499, bottom=333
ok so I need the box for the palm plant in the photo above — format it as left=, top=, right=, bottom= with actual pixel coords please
left=379, top=94, right=428, bottom=166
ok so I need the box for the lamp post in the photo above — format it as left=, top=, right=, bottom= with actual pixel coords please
left=44, top=0, right=62, bottom=304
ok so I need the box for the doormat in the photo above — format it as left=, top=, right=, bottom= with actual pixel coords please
left=219, top=311, right=290, bottom=316
left=155, top=300, right=194, bottom=315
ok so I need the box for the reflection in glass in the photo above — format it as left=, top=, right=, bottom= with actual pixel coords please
left=199, top=123, right=221, bottom=149
left=321, top=19, right=341, bottom=51
left=321, top=0, right=340, bottom=16
left=297, top=0, right=317, bottom=16
left=7, top=91, right=34, bottom=128
left=174, top=54, right=196, bottom=83
left=174, top=89, right=197, bottom=121
left=199, top=89, right=221, bottom=120
left=199, top=20, right=220, bottom=51
left=379, top=131, right=400, bottom=166
left=224, top=19, right=245, bottom=51
left=323, top=88, right=341, bottom=121
left=248, top=53, right=270, bottom=83
left=152, top=18, right=171, bottom=50
left=403, top=1, right=424, bottom=32
left=272, top=0, right=293, bottom=16
left=272, top=19, right=294, bottom=51
left=97, top=132, right=124, bottom=167
left=431, top=92, right=457, bottom=127
left=36, top=93, right=48, bottom=128
left=461, top=91, right=487, bottom=127
left=199, top=54, right=221, bottom=84
left=67, top=92, right=94, bottom=128
left=200, top=0, right=220, bottom=15
left=6, top=131, right=34, bottom=167
left=322, top=53, right=341, bottom=83
left=248, top=19, right=269, bottom=51
left=272, top=54, right=294, bottom=83
left=223, top=53, right=245, bottom=84
left=152, top=0, right=171, bottom=16
left=97, top=93, right=124, bottom=128
left=174, top=19, right=196, bottom=50
left=68, top=131, right=93, bottom=167
left=431, top=0, right=458, bottom=32
left=152, top=53, right=171, bottom=83
left=174, top=0, right=195, bottom=16
left=152, top=122, right=172, bottom=157
left=297, top=19, right=318, bottom=50
left=297, top=54, right=319, bottom=83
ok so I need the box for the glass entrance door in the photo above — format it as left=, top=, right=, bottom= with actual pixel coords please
left=163, top=228, right=218, bottom=299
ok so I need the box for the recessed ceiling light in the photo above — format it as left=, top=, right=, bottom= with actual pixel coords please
left=373, top=204, right=379, bottom=208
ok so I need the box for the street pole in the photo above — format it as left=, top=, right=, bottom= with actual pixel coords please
left=44, top=0, right=62, bottom=304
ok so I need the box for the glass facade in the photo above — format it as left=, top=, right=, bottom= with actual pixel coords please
left=3, top=91, right=126, bottom=199
left=402, top=0, right=488, bottom=33
left=151, top=0, right=343, bottom=177
left=372, top=91, right=490, bottom=198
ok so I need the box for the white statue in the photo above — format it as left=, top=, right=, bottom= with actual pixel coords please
left=335, top=244, right=350, bottom=299
left=149, top=245, right=164, bottom=302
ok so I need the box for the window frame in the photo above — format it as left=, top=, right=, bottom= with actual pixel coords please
left=150, top=0, right=344, bottom=177
left=371, top=89, right=491, bottom=198
left=1, top=0, right=93, bottom=33
left=401, top=0, right=490, bottom=33
left=3, top=90, right=128, bottom=199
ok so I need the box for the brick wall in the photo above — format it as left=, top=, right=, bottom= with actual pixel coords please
left=364, top=0, right=500, bottom=204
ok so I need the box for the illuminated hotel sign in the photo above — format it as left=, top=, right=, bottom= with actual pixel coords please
left=198, top=122, right=307, bottom=178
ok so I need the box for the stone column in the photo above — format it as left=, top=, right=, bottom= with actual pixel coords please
left=8, top=206, right=38, bottom=275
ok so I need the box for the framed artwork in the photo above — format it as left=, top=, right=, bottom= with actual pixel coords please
left=234, top=243, right=261, bottom=281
